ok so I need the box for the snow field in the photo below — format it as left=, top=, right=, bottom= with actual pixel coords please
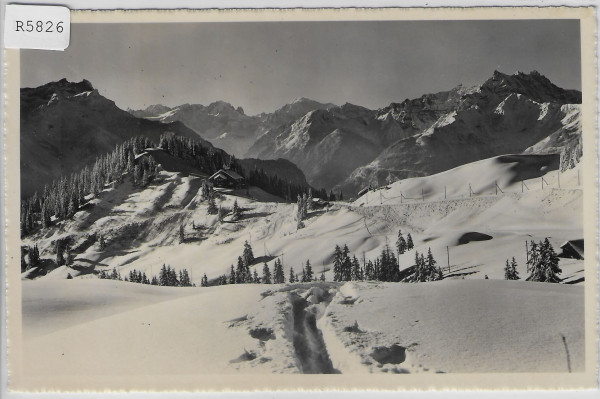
left=21, top=279, right=584, bottom=377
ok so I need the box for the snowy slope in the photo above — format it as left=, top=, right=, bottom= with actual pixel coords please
left=23, top=151, right=584, bottom=290
left=21, top=279, right=584, bottom=379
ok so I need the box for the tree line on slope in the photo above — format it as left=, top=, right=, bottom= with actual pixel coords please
left=21, top=133, right=328, bottom=238
left=64, top=234, right=563, bottom=286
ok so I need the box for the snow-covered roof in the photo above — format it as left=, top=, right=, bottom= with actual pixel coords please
left=560, top=239, right=584, bottom=258
left=134, top=151, right=149, bottom=160
left=209, top=169, right=244, bottom=181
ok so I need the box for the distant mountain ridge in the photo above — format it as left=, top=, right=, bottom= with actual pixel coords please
left=132, top=70, right=580, bottom=196
left=128, top=97, right=336, bottom=158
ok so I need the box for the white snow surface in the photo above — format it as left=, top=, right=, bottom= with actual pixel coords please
left=22, top=279, right=583, bottom=376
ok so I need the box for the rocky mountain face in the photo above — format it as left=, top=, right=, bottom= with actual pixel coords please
left=338, top=71, right=581, bottom=195
left=20, top=79, right=204, bottom=198
left=129, top=97, right=335, bottom=159
left=246, top=71, right=581, bottom=194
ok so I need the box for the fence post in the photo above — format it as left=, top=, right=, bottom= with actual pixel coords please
left=444, top=186, right=447, bottom=199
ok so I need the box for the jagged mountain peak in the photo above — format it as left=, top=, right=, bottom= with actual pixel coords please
left=480, top=70, right=581, bottom=104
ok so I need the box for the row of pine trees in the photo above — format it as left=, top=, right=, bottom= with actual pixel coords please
left=503, top=239, right=562, bottom=282
left=98, top=264, right=195, bottom=287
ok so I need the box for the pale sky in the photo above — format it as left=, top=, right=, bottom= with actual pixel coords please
left=21, top=20, right=581, bottom=115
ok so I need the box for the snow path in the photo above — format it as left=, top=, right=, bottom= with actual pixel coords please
left=288, top=289, right=339, bottom=373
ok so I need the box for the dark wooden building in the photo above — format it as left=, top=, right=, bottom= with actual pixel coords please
left=559, top=239, right=584, bottom=260
left=208, top=169, right=246, bottom=189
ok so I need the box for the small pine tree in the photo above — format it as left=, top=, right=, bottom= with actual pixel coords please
left=406, top=233, right=414, bottom=250
left=207, top=193, right=218, bottom=215
left=242, top=241, right=255, bottom=267
left=304, top=260, right=313, bottom=282
left=232, top=200, right=241, bottom=221
left=320, top=271, right=326, bottom=281
left=350, top=256, right=361, bottom=281
left=289, top=266, right=296, bottom=283
left=30, top=244, right=40, bottom=268
left=253, top=269, right=260, bottom=284
left=301, top=266, right=307, bottom=283
left=396, top=230, right=407, bottom=254
left=262, top=263, right=272, bottom=284
left=229, top=264, right=236, bottom=284
left=273, top=259, right=285, bottom=284
left=201, top=273, right=209, bottom=287
left=67, top=273, right=73, bottom=279
left=505, top=257, right=520, bottom=280
left=159, top=264, right=169, bottom=286
left=236, top=256, right=246, bottom=284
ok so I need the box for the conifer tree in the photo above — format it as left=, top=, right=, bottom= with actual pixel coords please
left=301, top=266, right=307, bottom=282
left=332, top=245, right=343, bottom=281
left=413, top=251, right=422, bottom=282
left=30, top=244, right=40, bottom=268
left=253, top=269, right=260, bottom=284
left=232, top=200, right=241, bottom=221
left=351, top=256, right=361, bottom=281
left=235, top=256, right=246, bottom=284
left=159, top=264, right=169, bottom=286
left=307, top=188, right=313, bottom=211
left=320, top=271, right=326, bottom=281
left=207, top=193, right=218, bottom=215
left=262, top=263, right=272, bottom=284
left=396, top=230, right=407, bottom=254
left=504, top=257, right=520, bottom=280
left=365, top=260, right=374, bottom=281
left=406, top=233, right=414, bottom=250
left=304, top=260, right=313, bottom=282
left=229, top=264, right=236, bottom=284
left=526, top=241, right=542, bottom=281
left=342, top=244, right=352, bottom=281
left=425, top=248, right=441, bottom=281
left=242, top=241, right=255, bottom=267
left=289, top=266, right=296, bottom=283
left=201, top=273, right=209, bottom=287
left=273, top=259, right=285, bottom=284
left=151, top=275, right=158, bottom=285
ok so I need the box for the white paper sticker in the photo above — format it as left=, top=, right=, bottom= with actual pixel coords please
left=4, top=5, right=70, bottom=51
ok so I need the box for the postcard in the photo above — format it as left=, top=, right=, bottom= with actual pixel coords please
left=3, top=6, right=598, bottom=392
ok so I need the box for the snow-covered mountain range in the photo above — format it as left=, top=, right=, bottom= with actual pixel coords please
left=131, top=71, right=581, bottom=196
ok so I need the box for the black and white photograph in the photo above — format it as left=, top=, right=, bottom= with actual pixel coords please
left=4, top=6, right=598, bottom=392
